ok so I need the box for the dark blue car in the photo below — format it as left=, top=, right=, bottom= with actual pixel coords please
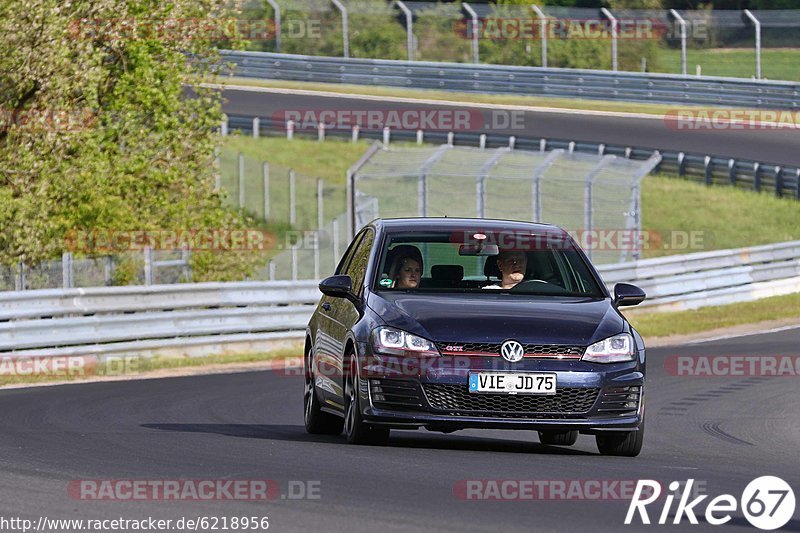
left=304, top=218, right=647, bottom=456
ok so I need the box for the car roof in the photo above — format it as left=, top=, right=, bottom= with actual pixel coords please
left=372, top=217, right=567, bottom=234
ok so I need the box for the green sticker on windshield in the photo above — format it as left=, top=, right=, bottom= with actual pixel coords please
left=379, top=278, right=393, bottom=287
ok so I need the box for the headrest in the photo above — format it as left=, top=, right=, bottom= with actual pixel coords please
left=483, top=255, right=501, bottom=279
left=431, top=264, right=464, bottom=281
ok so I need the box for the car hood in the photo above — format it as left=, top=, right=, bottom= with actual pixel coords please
left=367, top=292, right=624, bottom=346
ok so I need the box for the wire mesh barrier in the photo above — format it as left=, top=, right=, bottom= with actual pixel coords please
left=231, top=2, right=800, bottom=80
left=350, top=144, right=661, bottom=264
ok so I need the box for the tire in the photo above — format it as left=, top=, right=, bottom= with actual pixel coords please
left=344, top=359, right=390, bottom=445
left=595, top=423, right=644, bottom=457
left=304, top=349, right=344, bottom=435
left=538, top=430, right=579, bottom=446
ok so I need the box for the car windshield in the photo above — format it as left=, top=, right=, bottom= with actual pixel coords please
left=373, top=230, right=605, bottom=297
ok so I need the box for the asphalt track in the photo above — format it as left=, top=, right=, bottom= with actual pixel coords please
left=221, top=89, right=800, bottom=167
left=1, top=328, right=798, bottom=532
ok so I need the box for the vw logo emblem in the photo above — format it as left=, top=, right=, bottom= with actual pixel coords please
left=500, top=340, right=524, bottom=362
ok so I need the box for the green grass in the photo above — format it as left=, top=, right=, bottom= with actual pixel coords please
left=654, top=48, right=800, bottom=81
left=625, top=292, right=800, bottom=339
left=0, top=343, right=302, bottom=387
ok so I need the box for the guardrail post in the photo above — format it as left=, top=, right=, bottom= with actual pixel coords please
left=743, top=10, right=762, bottom=80
left=677, top=152, right=686, bottom=176
left=286, top=120, right=294, bottom=140
left=796, top=169, right=800, bottom=200
left=539, top=138, right=546, bottom=152
left=383, top=127, right=390, bottom=146
left=531, top=5, right=547, bottom=68
left=479, top=134, right=486, bottom=150
left=252, top=117, right=260, bottom=138
left=331, top=0, right=349, bottom=58
left=352, top=125, right=359, bottom=142
left=238, top=153, right=245, bottom=209
left=774, top=166, right=783, bottom=197
left=143, top=246, right=153, bottom=286
left=289, top=169, right=296, bottom=226
left=728, top=158, right=737, bottom=185
left=568, top=141, right=575, bottom=154
left=753, top=162, right=761, bottom=192
left=416, top=130, right=424, bottom=145
left=508, top=136, right=515, bottom=149
left=263, top=162, right=270, bottom=222
left=62, top=252, right=73, bottom=289
left=625, top=147, right=632, bottom=159
left=396, top=0, right=414, bottom=61
left=601, top=8, right=618, bottom=71
left=318, top=123, right=325, bottom=142
left=598, top=143, right=605, bottom=156
left=266, top=0, right=281, bottom=52
left=220, top=117, right=228, bottom=137
left=704, top=156, right=713, bottom=185
left=670, top=9, right=687, bottom=75
left=462, top=3, right=479, bottom=64
left=447, top=132, right=454, bottom=146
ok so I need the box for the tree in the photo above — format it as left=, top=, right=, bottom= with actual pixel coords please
left=0, top=0, right=259, bottom=279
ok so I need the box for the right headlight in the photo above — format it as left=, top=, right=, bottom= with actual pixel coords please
left=581, top=333, right=635, bottom=363
left=371, top=326, right=440, bottom=357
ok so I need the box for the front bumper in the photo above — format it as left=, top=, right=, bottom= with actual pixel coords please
left=359, top=353, right=645, bottom=434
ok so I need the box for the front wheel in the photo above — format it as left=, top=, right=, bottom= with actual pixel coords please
left=595, top=423, right=644, bottom=457
left=344, top=360, right=390, bottom=445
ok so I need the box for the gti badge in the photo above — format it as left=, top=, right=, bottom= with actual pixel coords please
left=500, top=340, right=524, bottom=362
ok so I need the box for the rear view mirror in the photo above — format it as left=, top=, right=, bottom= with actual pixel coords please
left=459, top=243, right=499, bottom=256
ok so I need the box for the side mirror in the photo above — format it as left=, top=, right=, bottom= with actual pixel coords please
left=613, top=283, right=646, bottom=307
left=319, top=275, right=354, bottom=299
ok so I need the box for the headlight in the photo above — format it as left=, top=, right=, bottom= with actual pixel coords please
left=371, top=327, right=440, bottom=357
left=581, top=333, right=635, bottom=363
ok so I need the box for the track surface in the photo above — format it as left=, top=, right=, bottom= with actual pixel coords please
left=222, top=89, right=800, bottom=166
left=1, top=328, right=798, bottom=532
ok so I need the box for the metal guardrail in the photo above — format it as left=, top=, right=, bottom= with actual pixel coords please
left=227, top=115, right=800, bottom=200
left=221, top=51, right=800, bottom=109
left=1, top=241, right=798, bottom=357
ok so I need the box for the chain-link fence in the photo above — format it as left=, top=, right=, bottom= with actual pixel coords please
left=235, top=1, right=800, bottom=81
left=352, top=144, right=661, bottom=264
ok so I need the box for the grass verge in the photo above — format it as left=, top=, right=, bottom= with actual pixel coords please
left=624, top=292, right=800, bottom=339
left=0, top=342, right=303, bottom=388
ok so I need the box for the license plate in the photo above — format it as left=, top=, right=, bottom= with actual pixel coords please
left=468, top=372, right=557, bottom=395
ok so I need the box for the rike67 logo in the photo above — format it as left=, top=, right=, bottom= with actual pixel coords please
left=626, top=477, right=795, bottom=530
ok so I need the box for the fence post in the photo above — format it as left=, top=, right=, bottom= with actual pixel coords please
left=266, top=0, right=281, bottom=52
left=743, top=10, right=761, bottom=80
left=601, top=8, right=618, bottom=72
left=263, top=162, right=270, bottom=222
left=289, top=169, right=296, bottom=226
left=291, top=243, right=299, bottom=280
left=238, top=153, right=245, bottom=209
left=268, top=260, right=276, bottom=281
left=104, top=256, right=114, bottom=286
left=143, top=246, right=153, bottom=286
left=313, top=231, right=320, bottom=280
left=220, top=117, right=228, bottom=136
left=462, top=3, right=479, bottom=64
left=16, top=261, right=25, bottom=291
left=62, top=252, right=73, bottom=289
left=670, top=9, right=687, bottom=75
left=396, top=0, right=414, bottom=61
left=317, top=178, right=324, bottom=229
left=332, top=218, right=341, bottom=270
left=531, top=5, right=547, bottom=68
left=331, top=0, right=349, bottom=58
left=214, top=147, right=221, bottom=192
left=753, top=162, right=761, bottom=192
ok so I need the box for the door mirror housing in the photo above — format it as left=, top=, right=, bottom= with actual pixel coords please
left=613, top=283, right=646, bottom=307
left=319, top=275, right=356, bottom=301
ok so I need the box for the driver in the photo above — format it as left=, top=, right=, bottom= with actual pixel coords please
left=483, top=250, right=527, bottom=289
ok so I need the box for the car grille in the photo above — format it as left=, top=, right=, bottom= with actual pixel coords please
left=435, top=342, right=584, bottom=358
left=595, top=386, right=641, bottom=416
left=369, top=379, right=424, bottom=410
left=422, top=384, right=599, bottom=417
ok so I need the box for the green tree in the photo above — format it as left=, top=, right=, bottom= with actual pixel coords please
left=0, top=0, right=262, bottom=279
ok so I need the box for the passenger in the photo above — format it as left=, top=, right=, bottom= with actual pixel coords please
left=388, top=246, right=423, bottom=289
left=484, top=250, right=527, bottom=289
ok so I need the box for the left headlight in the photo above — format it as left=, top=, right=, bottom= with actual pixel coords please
left=371, top=326, right=440, bottom=357
left=581, top=333, right=635, bottom=363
